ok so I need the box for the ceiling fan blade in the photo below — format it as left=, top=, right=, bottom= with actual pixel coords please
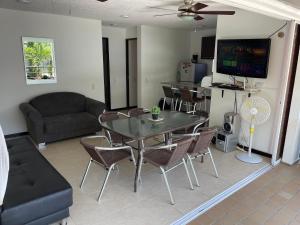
left=154, top=13, right=179, bottom=17
left=191, top=3, right=208, bottom=11
left=97, top=0, right=108, bottom=2
left=194, top=15, right=204, bottom=21
left=195, top=10, right=235, bottom=15
left=148, top=6, right=177, bottom=12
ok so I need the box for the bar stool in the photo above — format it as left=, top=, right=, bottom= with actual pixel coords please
left=162, top=86, right=178, bottom=111
left=178, top=88, right=205, bottom=114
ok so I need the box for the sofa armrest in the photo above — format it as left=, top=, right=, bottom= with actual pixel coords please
left=86, top=98, right=106, bottom=118
left=19, top=103, right=44, bottom=144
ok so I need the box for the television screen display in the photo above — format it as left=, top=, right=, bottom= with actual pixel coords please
left=217, top=39, right=271, bottom=78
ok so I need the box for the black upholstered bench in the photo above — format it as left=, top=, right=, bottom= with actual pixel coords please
left=0, top=137, right=73, bottom=225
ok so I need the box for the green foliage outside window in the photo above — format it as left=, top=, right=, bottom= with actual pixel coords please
left=22, top=37, right=56, bottom=84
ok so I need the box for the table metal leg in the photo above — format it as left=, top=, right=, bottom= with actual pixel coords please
left=165, top=132, right=172, bottom=145
left=134, top=139, right=144, bottom=192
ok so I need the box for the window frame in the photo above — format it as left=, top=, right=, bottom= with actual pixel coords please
left=22, top=37, right=57, bottom=85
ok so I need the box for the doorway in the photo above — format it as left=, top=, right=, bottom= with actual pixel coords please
left=126, top=38, right=138, bottom=108
left=102, top=37, right=111, bottom=110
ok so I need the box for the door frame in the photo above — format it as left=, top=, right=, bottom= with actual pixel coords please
left=275, top=24, right=300, bottom=161
left=126, top=38, right=138, bottom=108
left=102, top=37, right=111, bottom=110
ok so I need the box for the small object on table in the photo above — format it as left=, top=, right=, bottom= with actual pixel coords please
left=147, top=117, right=164, bottom=122
left=151, top=105, right=161, bottom=120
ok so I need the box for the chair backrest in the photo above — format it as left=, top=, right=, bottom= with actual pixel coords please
left=98, top=111, right=123, bottom=144
left=163, top=86, right=174, bottom=99
left=99, top=111, right=119, bottom=123
left=167, top=138, right=193, bottom=166
left=0, top=125, right=9, bottom=206
left=80, top=138, right=117, bottom=168
left=80, top=138, right=106, bottom=166
left=188, top=128, right=216, bottom=155
left=30, top=92, right=86, bottom=117
left=179, top=87, right=193, bottom=102
left=128, top=108, right=147, bottom=117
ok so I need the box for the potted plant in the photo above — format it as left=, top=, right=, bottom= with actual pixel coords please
left=151, top=106, right=161, bottom=120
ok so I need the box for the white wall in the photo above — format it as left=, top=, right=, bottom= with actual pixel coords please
left=102, top=26, right=127, bottom=109
left=210, top=9, right=288, bottom=154
left=126, top=26, right=137, bottom=39
left=282, top=49, right=300, bottom=164
left=190, top=29, right=216, bottom=75
left=137, top=25, right=190, bottom=108
left=0, top=8, right=104, bottom=135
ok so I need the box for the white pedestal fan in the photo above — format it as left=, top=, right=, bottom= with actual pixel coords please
left=236, top=96, right=271, bottom=164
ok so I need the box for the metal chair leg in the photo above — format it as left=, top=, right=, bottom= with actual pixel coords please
left=80, top=158, right=92, bottom=189
left=182, top=159, right=194, bottom=190
left=130, top=148, right=136, bottom=166
left=175, top=98, right=178, bottom=111
left=193, top=103, right=197, bottom=115
left=97, top=164, right=114, bottom=203
left=179, top=100, right=182, bottom=112
left=208, top=148, right=219, bottom=178
left=160, top=167, right=175, bottom=205
left=171, top=98, right=174, bottom=111
left=163, top=97, right=166, bottom=111
left=137, top=148, right=144, bottom=183
left=187, top=155, right=200, bottom=187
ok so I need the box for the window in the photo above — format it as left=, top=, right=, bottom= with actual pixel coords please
left=22, top=37, right=57, bottom=85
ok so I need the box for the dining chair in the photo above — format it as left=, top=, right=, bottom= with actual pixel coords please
left=98, top=111, right=131, bottom=146
left=80, top=135, right=136, bottom=203
left=178, top=87, right=205, bottom=114
left=173, top=128, right=218, bottom=187
left=172, top=118, right=209, bottom=136
left=142, top=138, right=194, bottom=205
left=128, top=108, right=149, bottom=117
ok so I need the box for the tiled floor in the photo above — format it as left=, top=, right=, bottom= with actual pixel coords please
left=43, top=137, right=270, bottom=225
left=190, top=163, right=300, bottom=225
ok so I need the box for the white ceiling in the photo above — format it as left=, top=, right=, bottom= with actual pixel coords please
left=279, top=0, right=300, bottom=10
left=0, top=0, right=237, bottom=29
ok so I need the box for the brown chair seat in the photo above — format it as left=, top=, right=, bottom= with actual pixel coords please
left=143, top=149, right=171, bottom=167
left=193, top=96, right=205, bottom=102
left=100, top=150, right=131, bottom=167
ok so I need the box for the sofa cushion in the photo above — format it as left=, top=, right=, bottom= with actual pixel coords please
left=30, top=92, right=86, bottom=117
left=44, top=112, right=99, bottom=134
left=1, top=137, right=72, bottom=225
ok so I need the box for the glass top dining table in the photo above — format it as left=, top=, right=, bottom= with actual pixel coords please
left=101, top=111, right=204, bottom=141
left=100, top=111, right=206, bottom=192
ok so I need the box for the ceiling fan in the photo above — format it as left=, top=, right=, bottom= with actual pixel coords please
left=153, top=0, right=235, bottom=21
left=97, top=0, right=108, bottom=2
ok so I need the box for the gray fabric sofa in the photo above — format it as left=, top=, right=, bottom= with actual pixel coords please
left=20, top=92, right=106, bottom=145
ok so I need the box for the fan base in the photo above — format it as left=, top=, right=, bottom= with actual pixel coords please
left=236, top=153, right=262, bottom=164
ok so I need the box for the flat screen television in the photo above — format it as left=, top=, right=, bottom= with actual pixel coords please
left=217, top=39, right=271, bottom=78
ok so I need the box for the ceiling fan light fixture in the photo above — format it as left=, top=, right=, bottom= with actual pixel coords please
left=178, top=12, right=195, bottom=21
left=178, top=4, right=189, bottom=11
left=120, top=15, right=129, bottom=18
